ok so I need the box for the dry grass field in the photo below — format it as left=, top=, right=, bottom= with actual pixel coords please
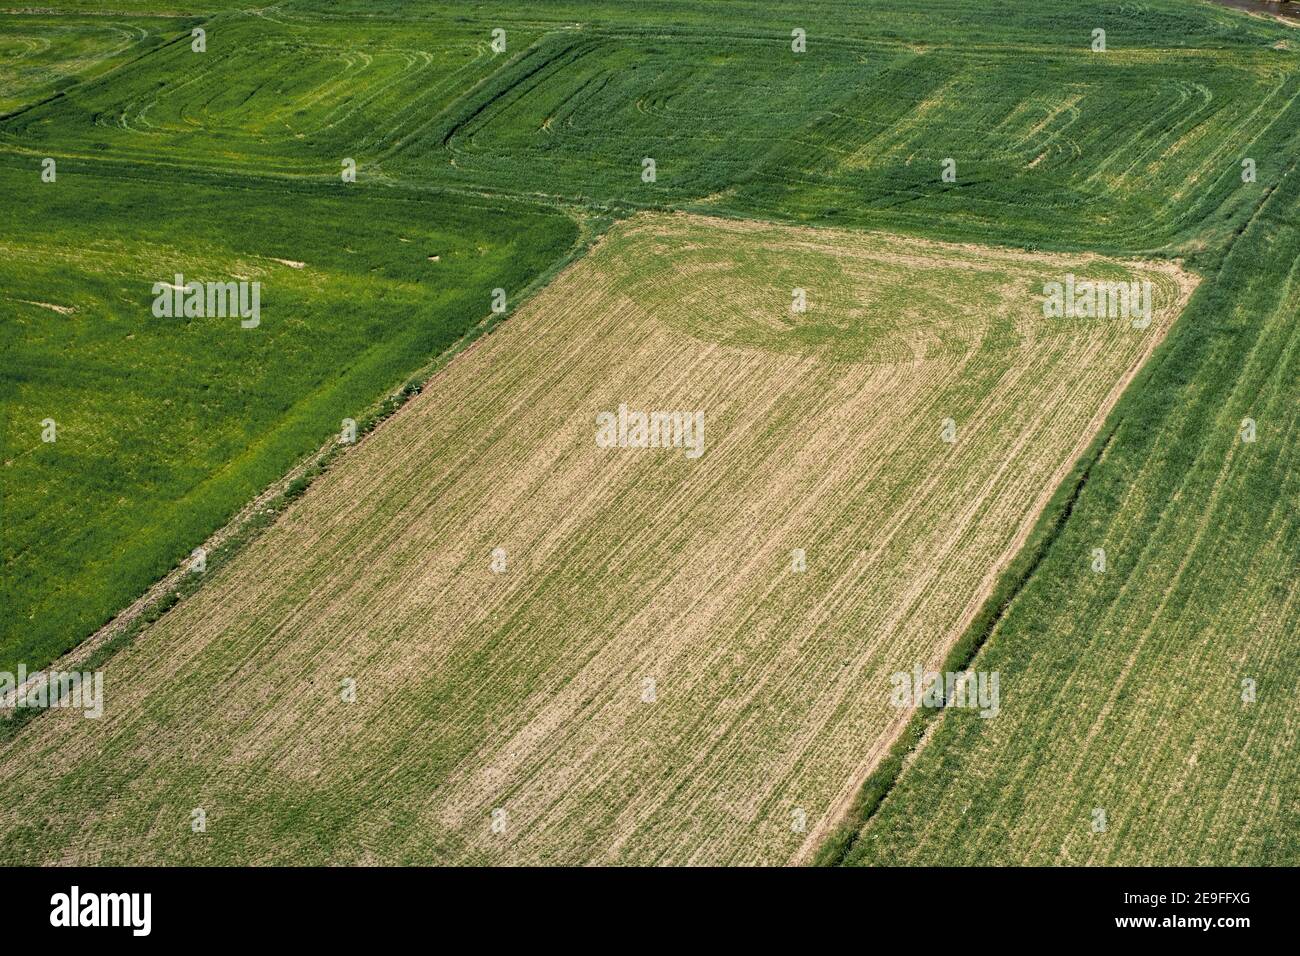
left=0, top=213, right=1196, bottom=865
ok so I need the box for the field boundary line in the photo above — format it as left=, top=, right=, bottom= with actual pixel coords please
left=806, top=423, right=1117, bottom=866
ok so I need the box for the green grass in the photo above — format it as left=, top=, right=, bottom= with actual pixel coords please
left=0, top=12, right=535, bottom=175
left=280, top=0, right=1289, bottom=50
left=8, top=3, right=1297, bottom=255
left=0, top=155, right=577, bottom=675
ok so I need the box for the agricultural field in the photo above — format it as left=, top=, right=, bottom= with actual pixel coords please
left=0, top=155, right=577, bottom=676
left=0, top=14, right=189, bottom=117
left=0, top=213, right=1195, bottom=864
left=395, top=31, right=1300, bottom=251
left=1, top=0, right=1297, bottom=872
left=3, top=4, right=1295, bottom=253
left=0, top=11, right=539, bottom=175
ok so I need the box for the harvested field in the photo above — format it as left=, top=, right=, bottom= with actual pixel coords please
left=0, top=212, right=1195, bottom=865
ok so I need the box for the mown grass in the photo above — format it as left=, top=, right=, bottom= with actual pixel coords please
left=0, top=155, right=577, bottom=675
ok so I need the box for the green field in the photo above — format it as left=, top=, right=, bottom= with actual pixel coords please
left=1, top=0, right=1297, bottom=867
left=6, top=3, right=1297, bottom=253
left=0, top=14, right=194, bottom=116
left=393, top=30, right=1299, bottom=251
left=0, top=157, right=576, bottom=675
left=1, top=13, right=535, bottom=175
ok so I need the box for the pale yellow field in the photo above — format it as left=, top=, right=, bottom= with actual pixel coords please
left=0, top=214, right=1196, bottom=865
